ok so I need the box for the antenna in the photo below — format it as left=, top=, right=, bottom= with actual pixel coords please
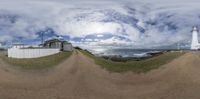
left=42, top=32, right=44, bottom=44
left=40, top=32, right=44, bottom=44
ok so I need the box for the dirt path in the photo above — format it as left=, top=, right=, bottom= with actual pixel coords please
left=0, top=51, right=200, bottom=99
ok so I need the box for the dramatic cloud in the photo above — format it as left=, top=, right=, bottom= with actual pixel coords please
left=0, top=0, right=199, bottom=49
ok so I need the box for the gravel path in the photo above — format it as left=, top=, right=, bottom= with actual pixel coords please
left=0, top=51, right=200, bottom=99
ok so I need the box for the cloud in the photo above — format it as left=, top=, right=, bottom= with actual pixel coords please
left=56, top=21, right=123, bottom=37
left=97, top=34, right=104, bottom=37
left=0, top=0, right=199, bottom=49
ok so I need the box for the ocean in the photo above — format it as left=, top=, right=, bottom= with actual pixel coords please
left=88, top=48, right=170, bottom=58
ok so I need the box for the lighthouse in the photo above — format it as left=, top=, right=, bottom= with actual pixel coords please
left=191, top=26, right=200, bottom=50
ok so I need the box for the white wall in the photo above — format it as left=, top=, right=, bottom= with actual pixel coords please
left=63, top=44, right=73, bottom=51
left=8, top=48, right=60, bottom=59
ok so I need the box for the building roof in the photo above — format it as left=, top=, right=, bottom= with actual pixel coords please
left=45, top=38, right=62, bottom=43
left=44, top=38, right=70, bottom=44
left=63, top=41, right=71, bottom=44
left=193, top=26, right=198, bottom=32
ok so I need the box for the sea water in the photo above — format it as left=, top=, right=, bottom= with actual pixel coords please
left=88, top=48, right=167, bottom=58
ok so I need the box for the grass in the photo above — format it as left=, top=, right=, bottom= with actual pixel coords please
left=80, top=50, right=185, bottom=73
left=0, top=51, right=72, bottom=69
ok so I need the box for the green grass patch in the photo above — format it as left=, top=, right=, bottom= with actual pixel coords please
left=80, top=50, right=185, bottom=73
left=0, top=51, right=72, bottom=69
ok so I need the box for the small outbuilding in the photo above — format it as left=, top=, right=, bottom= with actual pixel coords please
left=0, top=42, right=4, bottom=50
left=11, top=43, right=25, bottom=49
left=43, top=38, right=73, bottom=51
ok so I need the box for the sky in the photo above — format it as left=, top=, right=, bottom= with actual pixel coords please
left=0, top=0, right=200, bottom=49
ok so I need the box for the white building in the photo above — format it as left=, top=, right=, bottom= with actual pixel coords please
left=11, top=43, right=25, bottom=49
left=0, top=43, right=5, bottom=50
left=43, top=38, right=73, bottom=51
left=191, top=26, right=200, bottom=50
left=8, top=39, right=73, bottom=59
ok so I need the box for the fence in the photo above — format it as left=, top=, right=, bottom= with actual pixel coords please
left=8, top=48, right=60, bottom=59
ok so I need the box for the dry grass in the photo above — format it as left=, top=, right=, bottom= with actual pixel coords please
left=0, top=51, right=72, bottom=69
left=80, top=50, right=185, bottom=73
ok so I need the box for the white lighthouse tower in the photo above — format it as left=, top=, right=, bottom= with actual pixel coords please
left=191, top=26, right=200, bottom=50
